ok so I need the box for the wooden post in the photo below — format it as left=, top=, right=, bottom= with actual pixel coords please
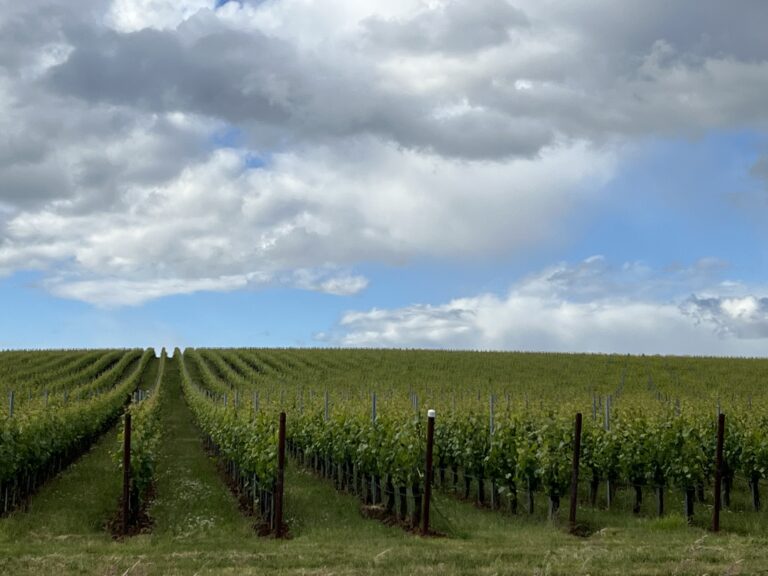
left=275, top=412, right=286, bottom=537
left=422, top=409, right=435, bottom=536
left=569, top=413, right=583, bottom=530
left=712, top=412, right=725, bottom=532
left=122, top=411, right=132, bottom=535
left=8, top=391, right=14, bottom=418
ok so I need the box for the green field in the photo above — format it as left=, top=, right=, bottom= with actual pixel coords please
left=2, top=349, right=768, bottom=575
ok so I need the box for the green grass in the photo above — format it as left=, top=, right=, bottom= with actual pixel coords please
left=150, top=355, right=253, bottom=540
left=0, top=425, right=122, bottom=543
left=0, top=357, right=160, bottom=542
left=3, top=459, right=768, bottom=575
left=3, top=355, right=768, bottom=574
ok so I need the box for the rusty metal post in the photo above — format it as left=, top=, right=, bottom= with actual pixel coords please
left=275, top=412, right=286, bottom=537
left=712, top=412, right=725, bottom=532
left=122, top=411, right=132, bottom=535
left=569, top=413, right=583, bottom=530
left=422, top=409, right=436, bottom=536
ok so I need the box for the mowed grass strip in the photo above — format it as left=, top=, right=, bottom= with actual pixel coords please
left=149, top=355, right=253, bottom=540
left=0, top=425, right=122, bottom=543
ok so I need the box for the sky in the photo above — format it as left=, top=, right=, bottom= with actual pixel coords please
left=1, top=0, right=768, bottom=355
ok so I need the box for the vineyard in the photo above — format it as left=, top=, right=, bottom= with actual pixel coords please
left=1, top=349, right=150, bottom=513
left=2, top=348, right=768, bottom=575
left=178, top=348, right=768, bottom=528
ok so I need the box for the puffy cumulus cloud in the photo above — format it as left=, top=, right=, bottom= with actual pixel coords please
left=682, top=296, right=768, bottom=339
left=335, top=257, right=768, bottom=356
left=0, top=107, right=215, bottom=212
left=107, top=0, right=212, bottom=33
left=363, top=0, right=529, bottom=55
left=42, top=0, right=768, bottom=158
left=0, top=139, right=612, bottom=304
left=2, top=0, right=768, bottom=305
left=23, top=1, right=768, bottom=145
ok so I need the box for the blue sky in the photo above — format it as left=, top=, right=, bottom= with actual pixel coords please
left=2, top=1, right=768, bottom=354
left=573, top=132, right=767, bottom=275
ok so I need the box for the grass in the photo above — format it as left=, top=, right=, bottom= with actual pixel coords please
left=0, top=425, right=122, bottom=544
left=2, top=356, right=768, bottom=574
left=150, top=356, right=253, bottom=541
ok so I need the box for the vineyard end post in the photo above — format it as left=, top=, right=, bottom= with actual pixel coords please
left=422, top=409, right=436, bottom=536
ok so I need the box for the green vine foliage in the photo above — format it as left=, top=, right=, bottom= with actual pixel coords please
left=1, top=349, right=151, bottom=487
left=115, top=349, right=167, bottom=504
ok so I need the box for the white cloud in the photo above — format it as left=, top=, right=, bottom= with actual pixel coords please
left=107, top=0, right=212, bottom=32
left=47, top=275, right=251, bottom=307
left=2, top=0, right=768, bottom=308
left=335, top=258, right=768, bottom=356
left=290, top=269, right=369, bottom=296
left=40, top=265, right=369, bottom=307
left=682, top=295, right=768, bottom=340
left=720, top=297, right=759, bottom=320
left=0, top=139, right=613, bottom=304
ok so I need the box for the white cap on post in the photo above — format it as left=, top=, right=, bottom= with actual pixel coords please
left=427, top=409, right=436, bottom=419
